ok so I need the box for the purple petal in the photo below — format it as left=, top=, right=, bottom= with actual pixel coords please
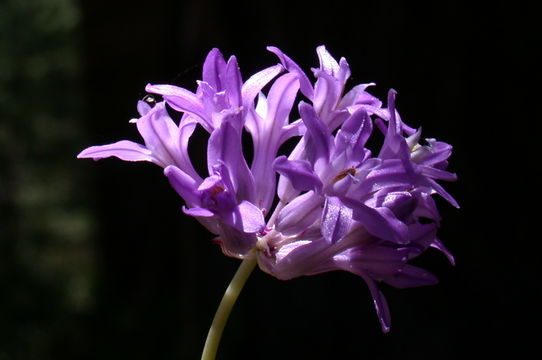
left=312, top=70, right=342, bottom=119
left=267, top=46, right=314, bottom=99
left=183, top=206, right=214, bottom=217
left=384, top=265, right=439, bottom=289
left=343, top=197, right=409, bottom=244
left=417, top=139, right=453, bottom=167
left=336, top=268, right=391, bottom=333
left=202, top=48, right=227, bottom=90
left=236, top=200, right=265, bottom=233
left=135, top=102, right=180, bottom=168
left=145, top=84, right=208, bottom=129
left=278, top=119, right=305, bottom=144
left=249, top=73, right=301, bottom=209
left=386, top=89, right=401, bottom=135
left=321, top=196, right=352, bottom=244
left=77, top=140, right=153, bottom=163
left=363, top=275, right=392, bottom=333
left=223, top=55, right=243, bottom=107
left=265, top=73, right=300, bottom=129
left=137, top=100, right=152, bottom=116
left=273, top=156, right=322, bottom=193
left=427, top=178, right=460, bottom=208
left=316, top=46, right=340, bottom=75
left=336, top=57, right=351, bottom=87
left=164, top=165, right=200, bottom=206
left=207, top=119, right=256, bottom=202
left=270, top=239, right=333, bottom=280
left=334, top=107, right=373, bottom=161
left=338, top=83, right=381, bottom=110
left=354, top=159, right=414, bottom=196
left=298, top=102, right=333, bottom=167
left=241, top=64, right=283, bottom=107
left=431, top=238, right=456, bottom=265
left=177, top=119, right=202, bottom=181
left=216, top=222, right=257, bottom=258
left=420, top=165, right=458, bottom=182
left=275, top=191, right=322, bottom=236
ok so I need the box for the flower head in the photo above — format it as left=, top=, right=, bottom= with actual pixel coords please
left=78, top=46, right=458, bottom=332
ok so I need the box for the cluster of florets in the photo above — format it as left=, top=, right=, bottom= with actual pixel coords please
left=79, top=46, right=458, bottom=332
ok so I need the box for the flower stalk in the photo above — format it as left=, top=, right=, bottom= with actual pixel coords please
left=201, top=254, right=257, bottom=360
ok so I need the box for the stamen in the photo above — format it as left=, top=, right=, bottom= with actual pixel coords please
left=332, top=168, right=356, bottom=183
left=209, top=185, right=225, bottom=196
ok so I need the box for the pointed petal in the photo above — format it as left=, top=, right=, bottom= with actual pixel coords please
left=77, top=140, right=153, bottom=163
left=420, top=165, right=458, bottom=182
left=428, top=178, right=460, bottom=208
left=183, top=206, right=214, bottom=217
left=363, top=275, right=392, bottom=333
left=136, top=102, right=180, bottom=167
left=202, top=48, right=227, bottom=90
left=312, top=70, right=341, bottom=120
left=145, top=84, right=208, bottom=128
left=334, top=107, right=373, bottom=161
left=338, top=83, right=381, bottom=109
left=223, top=55, right=243, bottom=107
left=431, top=238, right=456, bottom=265
left=316, top=45, right=340, bottom=76
left=384, top=265, right=439, bottom=289
left=241, top=64, right=283, bottom=107
left=340, top=261, right=392, bottom=333
left=265, top=73, right=300, bottom=129
left=298, top=101, right=333, bottom=167
left=273, top=156, right=322, bottom=193
left=207, top=119, right=255, bottom=202
left=137, top=100, right=152, bottom=116
left=249, top=73, right=300, bottom=210
left=343, top=197, right=409, bottom=244
left=278, top=119, right=305, bottom=144
left=267, top=46, right=314, bottom=99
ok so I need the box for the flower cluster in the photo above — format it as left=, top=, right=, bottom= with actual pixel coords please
left=78, top=46, right=458, bottom=332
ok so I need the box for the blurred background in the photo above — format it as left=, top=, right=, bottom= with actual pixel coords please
left=0, top=0, right=537, bottom=359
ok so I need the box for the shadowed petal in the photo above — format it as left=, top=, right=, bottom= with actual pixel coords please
left=321, top=196, right=352, bottom=244
left=384, top=265, right=438, bottom=289
left=361, top=274, right=391, bottom=333
left=343, top=197, right=409, bottom=244
left=276, top=191, right=322, bottom=236
left=273, top=156, right=322, bottom=193
left=208, top=118, right=256, bottom=203
left=298, top=102, right=333, bottom=168
left=164, top=165, right=200, bottom=206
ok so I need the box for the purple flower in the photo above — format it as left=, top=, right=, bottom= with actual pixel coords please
left=78, top=46, right=458, bottom=332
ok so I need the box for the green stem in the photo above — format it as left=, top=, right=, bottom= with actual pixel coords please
left=201, top=254, right=257, bottom=360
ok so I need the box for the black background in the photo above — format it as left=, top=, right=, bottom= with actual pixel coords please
left=1, top=0, right=538, bottom=359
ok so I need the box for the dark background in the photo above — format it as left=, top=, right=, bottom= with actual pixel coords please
left=0, top=0, right=537, bottom=359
